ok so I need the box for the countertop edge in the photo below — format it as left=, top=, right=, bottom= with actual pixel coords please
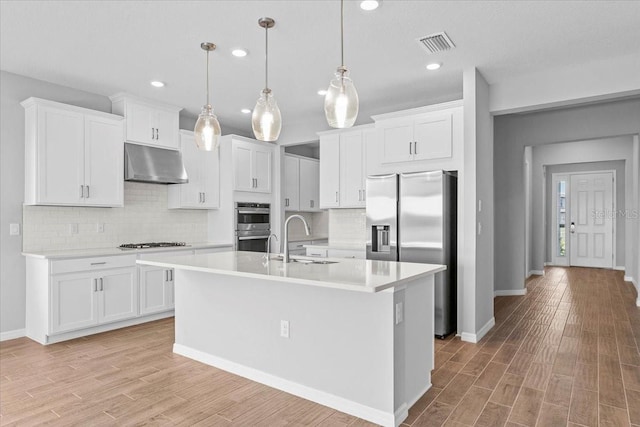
left=22, top=242, right=234, bottom=259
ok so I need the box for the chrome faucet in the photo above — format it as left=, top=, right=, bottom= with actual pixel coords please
left=266, top=233, right=278, bottom=259
left=283, top=214, right=310, bottom=263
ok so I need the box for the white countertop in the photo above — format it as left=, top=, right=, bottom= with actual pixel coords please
left=22, top=241, right=234, bottom=259
left=302, top=244, right=365, bottom=251
left=136, top=250, right=445, bottom=293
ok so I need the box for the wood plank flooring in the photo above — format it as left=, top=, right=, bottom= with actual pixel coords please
left=1, top=267, right=638, bottom=426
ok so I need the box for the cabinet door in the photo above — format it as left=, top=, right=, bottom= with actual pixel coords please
left=299, top=158, right=320, bottom=211
left=139, top=266, right=173, bottom=315
left=233, top=142, right=254, bottom=191
left=98, top=267, right=137, bottom=324
left=200, top=148, right=220, bottom=208
left=126, top=102, right=155, bottom=145
left=380, top=123, right=413, bottom=164
left=153, top=108, right=179, bottom=149
left=340, top=131, right=365, bottom=208
left=319, top=134, right=341, bottom=208
left=253, top=146, right=272, bottom=193
left=37, top=106, right=84, bottom=205
left=51, top=272, right=98, bottom=334
left=84, top=115, right=124, bottom=207
left=284, top=156, right=300, bottom=211
left=413, top=113, right=452, bottom=160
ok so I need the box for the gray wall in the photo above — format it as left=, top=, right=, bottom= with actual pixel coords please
left=494, top=98, right=640, bottom=292
left=544, top=160, right=626, bottom=266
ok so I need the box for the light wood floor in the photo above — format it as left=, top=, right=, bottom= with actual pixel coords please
left=1, top=267, right=638, bottom=426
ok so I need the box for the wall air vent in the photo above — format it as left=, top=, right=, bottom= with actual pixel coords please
left=416, top=31, right=455, bottom=54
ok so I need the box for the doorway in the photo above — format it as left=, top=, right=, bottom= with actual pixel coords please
left=551, top=171, right=615, bottom=268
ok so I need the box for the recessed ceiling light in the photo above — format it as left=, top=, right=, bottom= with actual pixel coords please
left=360, top=0, right=380, bottom=11
left=317, top=90, right=328, bottom=96
left=231, top=48, right=248, bottom=57
left=241, top=108, right=251, bottom=114
left=150, top=81, right=165, bottom=88
left=426, top=63, right=442, bottom=71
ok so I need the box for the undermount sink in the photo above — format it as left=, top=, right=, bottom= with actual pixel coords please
left=268, top=255, right=338, bottom=265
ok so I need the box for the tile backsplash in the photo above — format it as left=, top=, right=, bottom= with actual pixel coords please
left=329, top=209, right=366, bottom=249
left=284, top=211, right=328, bottom=241
left=23, top=182, right=208, bottom=252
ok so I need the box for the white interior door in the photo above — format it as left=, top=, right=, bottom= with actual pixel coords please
left=569, top=172, right=614, bottom=268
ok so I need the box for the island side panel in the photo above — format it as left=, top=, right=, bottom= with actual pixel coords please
left=173, top=269, right=396, bottom=418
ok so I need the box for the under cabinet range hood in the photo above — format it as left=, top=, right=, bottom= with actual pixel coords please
left=124, top=143, right=188, bottom=184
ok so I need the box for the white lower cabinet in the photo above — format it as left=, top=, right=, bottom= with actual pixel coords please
left=51, top=267, right=137, bottom=334
left=138, top=265, right=174, bottom=315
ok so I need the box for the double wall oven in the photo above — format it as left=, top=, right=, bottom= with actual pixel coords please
left=235, top=202, right=271, bottom=253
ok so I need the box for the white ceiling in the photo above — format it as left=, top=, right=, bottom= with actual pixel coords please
left=2, top=0, right=639, bottom=142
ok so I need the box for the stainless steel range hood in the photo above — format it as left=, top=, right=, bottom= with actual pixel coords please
left=124, top=143, right=188, bottom=184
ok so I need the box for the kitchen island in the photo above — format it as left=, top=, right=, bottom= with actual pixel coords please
left=137, top=251, right=445, bottom=427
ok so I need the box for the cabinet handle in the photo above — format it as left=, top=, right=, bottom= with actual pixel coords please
left=93, top=278, right=97, bottom=292
left=285, top=198, right=289, bottom=207
left=409, top=141, right=412, bottom=155
left=151, top=127, right=155, bottom=140
left=311, top=200, right=314, bottom=208
left=171, top=270, right=174, bottom=281
left=80, top=185, right=84, bottom=198
left=254, top=178, right=258, bottom=188
left=85, top=185, right=90, bottom=198
left=414, top=141, right=417, bottom=155
left=199, top=192, right=202, bottom=203
left=202, top=192, right=205, bottom=203
left=335, top=191, right=339, bottom=203
left=156, top=128, right=159, bottom=140
left=99, top=278, right=104, bottom=291
left=362, top=189, right=366, bottom=201
left=90, top=262, right=106, bottom=265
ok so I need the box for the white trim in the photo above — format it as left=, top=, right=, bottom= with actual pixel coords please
left=624, top=275, right=634, bottom=282
left=460, top=317, right=495, bottom=344
left=544, top=262, right=553, bottom=266
left=494, top=289, right=527, bottom=297
left=394, top=404, right=409, bottom=427
left=614, top=266, right=626, bottom=271
left=174, top=344, right=402, bottom=427
left=30, top=311, right=174, bottom=345
left=0, top=329, right=26, bottom=342
left=529, top=270, right=545, bottom=276
left=550, top=173, right=570, bottom=267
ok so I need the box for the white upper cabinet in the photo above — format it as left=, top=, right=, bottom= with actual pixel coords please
left=379, top=113, right=452, bottom=163
left=318, top=125, right=370, bottom=209
left=299, top=157, right=320, bottom=211
left=284, top=155, right=300, bottom=211
left=319, top=134, right=341, bottom=208
left=232, top=139, right=273, bottom=193
left=22, top=98, right=124, bottom=207
left=168, top=131, right=220, bottom=209
left=284, top=154, right=320, bottom=212
left=110, top=93, right=181, bottom=150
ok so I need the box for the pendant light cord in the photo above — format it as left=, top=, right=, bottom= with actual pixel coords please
left=265, top=25, right=269, bottom=90
left=340, top=0, right=344, bottom=67
left=205, top=49, right=210, bottom=106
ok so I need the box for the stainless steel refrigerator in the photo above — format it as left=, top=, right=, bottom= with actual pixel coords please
left=366, top=171, right=457, bottom=338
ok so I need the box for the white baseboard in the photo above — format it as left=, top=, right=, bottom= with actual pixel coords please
left=0, top=329, right=26, bottom=342
left=174, top=344, right=401, bottom=427
left=624, top=275, right=634, bottom=282
left=614, top=266, right=626, bottom=271
left=494, top=289, right=527, bottom=297
left=460, top=317, right=495, bottom=344
left=544, top=262, right=552, bottom=266
left=529, top=270, right=545, bottom=276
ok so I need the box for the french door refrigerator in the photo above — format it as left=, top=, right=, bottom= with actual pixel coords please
left=366, top=171, right=457, bottom=338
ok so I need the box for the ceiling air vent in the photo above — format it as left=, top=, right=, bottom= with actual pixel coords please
left=416, top=31, right=455, bottom=54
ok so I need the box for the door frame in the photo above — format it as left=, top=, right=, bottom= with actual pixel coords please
left=549, top=170, right=616, bottom=268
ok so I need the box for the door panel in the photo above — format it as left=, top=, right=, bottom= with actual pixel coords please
left=284, top=155, right=300, bottom=211
left=84, top=116, right=123, bottom=206
left=569, top=172, right=613, bottom=268
left=380, top=124, right=412, bottom=164
left=100, top=268, right=137, bottom=324
left=253, top=147, right=272, bottom=193
left=319, top=134, right=340, bottom=208
left=51, top=273, right=98, bottom=333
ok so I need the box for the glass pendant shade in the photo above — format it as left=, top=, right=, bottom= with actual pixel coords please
left=252, top=89, right=281, bottom=142
left=324, top=67, right=359, bottom=128
left=194, top=104, right=221, bottom=151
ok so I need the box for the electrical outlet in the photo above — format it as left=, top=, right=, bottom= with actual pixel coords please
left=280, top=320, right=290, bottom=338
left=9, top=223, right=20, bottom=236
left=96, top=223, right=105, bottom=233
left=395, top=302, right=404, bottom=324
left=69, top=223, right=78, bottom=234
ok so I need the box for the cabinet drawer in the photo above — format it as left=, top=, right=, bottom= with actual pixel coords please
left=51, top=255, right=136, bottom=275
left=306, top=248, right=328, bottom=258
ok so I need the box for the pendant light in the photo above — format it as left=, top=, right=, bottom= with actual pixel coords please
left=194, top=42, right=221, bottom=151
left=324, top=0, right=359, bottom=128
left=252, top=17, right=282, bottom=142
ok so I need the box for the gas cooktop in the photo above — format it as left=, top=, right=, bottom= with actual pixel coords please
left=119, top=242, right=188, bottom=250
